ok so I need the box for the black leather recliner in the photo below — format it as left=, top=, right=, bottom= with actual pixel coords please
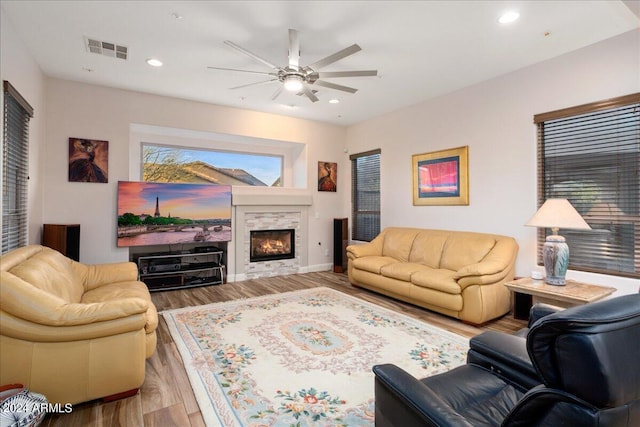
left=466, top=302, right=561, bottom=390
left=373, top=293, right=640, bottom=427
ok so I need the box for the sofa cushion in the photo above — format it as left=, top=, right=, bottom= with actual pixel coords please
left=440, top=234, right=497, bottom=272
left=408, top=231, right=449, bottom=268
left=382, top=228, right=420, bottom=262
left=81, top=280, right=151, bottom=304
left=8, top=251, right=84, bottom=303
left=82, top=281, right=158, bottom=334
left=352, top=256, right=397, bottom=274
left=380, top=262, right=432, bottom=282
left=411, top=269, right=460, bottom=294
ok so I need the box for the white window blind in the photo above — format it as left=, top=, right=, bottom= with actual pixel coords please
left=350, top=149, right=380, bottom=242
left=2, top=81, right=33, bottom=253
left=534, top=93, right=639, bottom=278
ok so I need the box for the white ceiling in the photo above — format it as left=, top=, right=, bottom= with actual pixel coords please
left=2, top=1, right=639, bottom=126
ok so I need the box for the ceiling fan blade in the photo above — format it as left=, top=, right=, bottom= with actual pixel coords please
left=288, top=29, right=300, bottom=71
left=230, top=79, right=279, bottom=90
left=207, top=66, right=277, bottom=76
left=313, top=79, right=358, bottom=94
left=271, top=84, right=284, bottom=101
left=302, top=85, right=319, bottom=103
left=316, top=70, right=378, bottom=78
left=224, top=40, right=281, bottom=71
left=306, top=44, right=362, bottom=70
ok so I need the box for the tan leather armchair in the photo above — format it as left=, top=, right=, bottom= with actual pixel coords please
left=0, top=245, right=158, bottom=404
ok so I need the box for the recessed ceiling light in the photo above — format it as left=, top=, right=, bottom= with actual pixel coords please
left=329, top=99, right=340, bottom=104
left=498, top=11, right=520, bottom=24
left=146, top=58, right=163, bottom=67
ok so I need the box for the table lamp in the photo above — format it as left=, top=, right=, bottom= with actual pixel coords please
left=525, top=198, right=591, bottom=285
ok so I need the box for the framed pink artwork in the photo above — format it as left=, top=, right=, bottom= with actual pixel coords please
left=412, top=146, right=468, bottom=205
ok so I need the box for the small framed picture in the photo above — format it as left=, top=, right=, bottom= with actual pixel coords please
left=68, top=138, right=108, bottom=183
left=412, top=146, right=468, bottom=205
left=318, top=161, right=337, bottom=192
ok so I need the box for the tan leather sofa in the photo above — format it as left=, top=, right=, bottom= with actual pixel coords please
left=347, top=227, right=518, bottom=325
left=0, top=245, right=158, bottom=404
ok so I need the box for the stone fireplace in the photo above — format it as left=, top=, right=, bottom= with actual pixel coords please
left=250, top=229, right=295, bottom=262
left=232, top=192, right=311, bottom=280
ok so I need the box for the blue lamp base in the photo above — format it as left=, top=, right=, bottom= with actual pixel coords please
left=542, top=235, right=569, bottom=286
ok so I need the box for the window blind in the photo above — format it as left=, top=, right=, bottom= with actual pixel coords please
left=350, top=149, right=380, bottom=242
left=534, top=93, right=639, bottom=278
left=2, top=81, right=33, bottom=253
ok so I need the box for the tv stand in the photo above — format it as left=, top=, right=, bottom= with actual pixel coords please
left=135, top=248, right=225, bottom=292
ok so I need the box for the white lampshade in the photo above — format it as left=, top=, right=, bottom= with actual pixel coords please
left=283, top=75, right=304, bottom=92
left=525, top=198, right=592, bottom=233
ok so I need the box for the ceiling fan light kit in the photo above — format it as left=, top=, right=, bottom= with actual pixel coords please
left=208, top=29, right=377, bottom=103
left=283, top=75, right=304, bottom=92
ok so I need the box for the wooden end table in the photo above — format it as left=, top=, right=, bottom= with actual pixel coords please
left=504, top=277, right=616, bottom=320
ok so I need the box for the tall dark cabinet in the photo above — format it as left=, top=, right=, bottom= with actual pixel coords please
left=333, top=218, right=348, bottom=273
left=42, top=224, right=80, bottom=261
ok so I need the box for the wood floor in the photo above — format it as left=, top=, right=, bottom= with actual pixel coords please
left=42, top=271, right=526, bottom=427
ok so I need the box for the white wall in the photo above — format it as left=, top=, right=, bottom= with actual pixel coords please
left=346, top=29, right=640, bottom=295
left=0, top=8, right=47, bottom=245
left=42, top=79, right=348, bottom=271
left=3, top=6, right=638, bottom=293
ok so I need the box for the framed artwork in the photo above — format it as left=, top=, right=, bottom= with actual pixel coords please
left=412, top=146, right=468, bottom=205
left=318, top=161, right=337, bottom=192
left=68, top=138, right=108, bottom=183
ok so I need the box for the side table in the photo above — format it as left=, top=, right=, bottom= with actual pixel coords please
left=504, top=277, right=616, bottom=320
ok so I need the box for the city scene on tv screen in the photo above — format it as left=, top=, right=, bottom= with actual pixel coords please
left=117, top=181, right=232, bottom=247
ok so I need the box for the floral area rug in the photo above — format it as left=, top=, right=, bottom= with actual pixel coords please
left=162, top=287, right=469, bottom=427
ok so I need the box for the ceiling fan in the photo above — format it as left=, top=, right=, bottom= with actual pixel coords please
left=208, top=29, right=377, bottom=103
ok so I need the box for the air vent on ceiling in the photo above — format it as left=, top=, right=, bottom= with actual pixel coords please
left=85, top=37, right=128, bottom=60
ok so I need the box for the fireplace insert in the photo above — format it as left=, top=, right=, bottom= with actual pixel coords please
left=250, top=229, right=295, bottom=262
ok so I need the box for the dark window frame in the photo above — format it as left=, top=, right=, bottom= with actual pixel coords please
left=350, top=149, right=381, bottom=242
left=534, top=93, right=640, bottom=279
left=2, top=81, right=33, bottom=253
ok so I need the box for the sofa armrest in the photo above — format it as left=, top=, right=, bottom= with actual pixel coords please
left=346, top=233, right=385, bottom=259
left=373, top=364, right=474, bottom=427
left=454, top=260, right=507, bottom=279
left=528, top=303, right=563, bottom=327
left=73, top=261, right=139, bottom=290
left=467, top=331, right=540, bottom=389
left=503, top=385, right=598, bottom=425
left=454, top=237, right=517, bottom=282
left=0, top=309, right=147, bottom=342
left=54, top=298, right=150, bottom=326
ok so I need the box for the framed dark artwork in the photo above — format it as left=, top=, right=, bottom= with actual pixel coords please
left=68, top=138, right=108, bottom=183
left=412, top=146, right=469, bottom=205
left=318, top=161, right=337, bottom=192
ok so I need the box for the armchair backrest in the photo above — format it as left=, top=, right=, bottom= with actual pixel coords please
left=1, top=245, right=84, bottom=304
left=527, top=293, right=640, bottom=410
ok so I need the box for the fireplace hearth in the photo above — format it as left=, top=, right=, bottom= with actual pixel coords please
left=250, top=229, right=295, bottom=262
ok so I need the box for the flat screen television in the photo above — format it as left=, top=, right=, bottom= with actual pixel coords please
left=117, top=181, right=232, bottom=247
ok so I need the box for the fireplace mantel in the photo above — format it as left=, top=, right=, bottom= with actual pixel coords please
left=232, top=190, right=312, bottom=207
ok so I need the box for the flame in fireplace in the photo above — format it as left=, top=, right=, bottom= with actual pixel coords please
left=258, top=239, right=288, bottom=254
